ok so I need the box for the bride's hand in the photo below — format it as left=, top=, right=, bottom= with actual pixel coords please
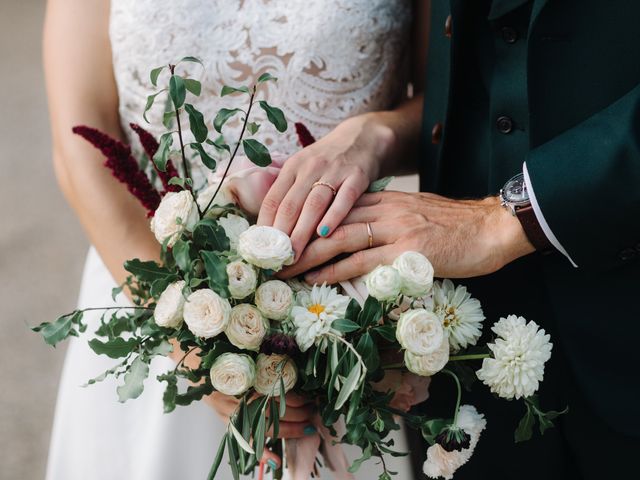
left=256, top=113, right=397, bottom=260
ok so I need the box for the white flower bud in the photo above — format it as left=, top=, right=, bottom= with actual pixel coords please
left=255, top=280, right=293, bottom=321
left=153, top=280, right=186, bottom=328
left=183, top=289, right=231, bottom=338
left=210, top=353, right=256, bottom=396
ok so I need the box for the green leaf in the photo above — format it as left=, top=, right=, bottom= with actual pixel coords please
left=246, top=122, right=260, bottom=135
left=172, top=238, right=192, bottom=272
left=88, top=337, right=139, bottom=359
left=229, top=421, right=254, bottom=454
left=213, top=108, right=242, bottom=133
left=367, top=176, right=395, bottom=193
left=179, top=56, right=204, bottom=66
left=175, top=381, right=214, bottom=406
left=257, top=72, right=277, bottom=83
left=162, top=111, right=176, bottom=129
left=348, top=443, right=372, bottom=473
left=335, top=362, right=362, bottom=410
left=221, top=85, right=250, bottom=96
left=32, top=311, right=84, bottom=346
left=150, top=66, right=165, bottom=87
left=192, top=219, right=230, bottom=251
left=152, top=132, right=173, bottom=172
left=184, top=103, right=208, bottom=142
left=169, top=75, right=186, bottom=109
left=254, top=411, right=266, bottom=459
left=207, top=432, right=228, bottom=480
left=190, top=143, right=216, bottom=171
left=242, top=138, right=272, bottom=167
left=124, top=259, right=174, bottom=283
left=258, top=100, right=287, bottom=132
left=202, top=251, right=230, bottom=297
left=160, top=374, right=178, bottom=413
left=206, top=135, right=231, bottom=153
left=116, top=356, right=149, bottom=402
left=514, top=403, right=535, bottom=443
left=147, top=339, right=173, bottom=356
left=332, top=318, right=361, bottom=333
left=358, top=296, right=383, bottom=328
left=279, top=377, right=287, bottom=418
left=345, top=298, right=362, bottom=321
left=373, top=324, right=397, bottom=342
left=356, top=332, right=378, bottom=371
left=226, top=434, right=240, bottom=480
left=184, top=78, right=202, bottom=96
left=199, top=341, right=235, bottom=369
left=143, top=90, right=166, bottom=123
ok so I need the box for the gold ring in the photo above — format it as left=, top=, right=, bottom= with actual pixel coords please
left=366, top=222, right=374, bottom=248
left=311, top=181, right=338, bottom=196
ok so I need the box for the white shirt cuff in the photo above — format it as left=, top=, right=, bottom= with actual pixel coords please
left=522, top=162, right=578, bottom=268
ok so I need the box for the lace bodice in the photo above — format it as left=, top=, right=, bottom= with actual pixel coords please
left=110, top=0, right=412, bottom=167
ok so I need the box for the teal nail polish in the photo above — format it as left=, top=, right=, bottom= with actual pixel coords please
left=303, top=425, right=317, bottom=435
left=267, top=459, right=278, bottom=470
left=319, top=225, right=330, bottom=237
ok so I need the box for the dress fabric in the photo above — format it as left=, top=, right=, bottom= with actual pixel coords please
left=46, top=1, right=413, bottom=478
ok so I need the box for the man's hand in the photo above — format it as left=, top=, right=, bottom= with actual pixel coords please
left=278, top=191, right=536, bottom=283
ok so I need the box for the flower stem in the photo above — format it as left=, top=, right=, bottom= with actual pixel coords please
left=448, top=353, right=490, bottom=362
left=442, top=369, right=462, bottom=426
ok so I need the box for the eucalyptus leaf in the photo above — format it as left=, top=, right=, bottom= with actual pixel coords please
left=88, top=337, right=139, bottom=359
left=213, top=108, right=242, bottom=133
left=116, top=355, right=149, bottom=402
left=184, top=103, right=208, bottom=142
left=221, top=85, right=250, bottom=96
left=258, top=101, right=287, bottom=132
left=242, top=138, right=271, bottom=167
left=367, top=176, right=395, bottom=193
left=227, top=434, right=240, bottom=480
left=169, top=75, right=186, bottom=109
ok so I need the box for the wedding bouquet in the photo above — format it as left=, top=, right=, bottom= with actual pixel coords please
left=34, top=58, right=565, bottom=480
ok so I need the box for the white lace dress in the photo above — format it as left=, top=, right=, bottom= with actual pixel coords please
left=46, top=1, right=413, bottom=478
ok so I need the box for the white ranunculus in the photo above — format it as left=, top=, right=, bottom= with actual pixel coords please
left=209, top=353, right=256, bottom=396
left=153, top=280, right=186, bottom=328
left=183, top=289, right=231, bottom=338
left=393, top=251, right=434, bottom=297
left=226, top=260, right=258, bottom=299
left=365, top=265, right=402, bottom=301
left=404, top=337, right=450, bottom=376
left=150, top=190, right=199, bottom=247
left=218, top=214, right=250, bottom=250
left=237, top=225, right=294, bottom=271
left=254, top=353, right=297, bottom=396
left=396, top=309, right=445, bottom=356
left=225, top=304, right=269, bottom=351
left=476, top=315, right=552, bottom=400
left=196, top=181, right=236, bottom=216
left=255, top=280, right=293, bottom=321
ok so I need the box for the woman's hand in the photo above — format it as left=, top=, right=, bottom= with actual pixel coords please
left=278, top=191, right=536, bottom=283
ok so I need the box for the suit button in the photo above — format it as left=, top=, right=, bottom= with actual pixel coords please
left=496, top=115, right=514, bottom=134
left=431, top=122, right=443, bottom=144
left=501, top=26, right=518, bottom=44
left=620, top=248, right=636, bottom=261
left=445, top=15, right=452, bottom=38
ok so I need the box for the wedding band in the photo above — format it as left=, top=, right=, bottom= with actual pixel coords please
left=366, top=222, right=374, bottom=248
left=311, top=181, right=338, bottom=196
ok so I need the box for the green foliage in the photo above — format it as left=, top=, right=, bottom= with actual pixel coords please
left=184, top=78, right=202, bottom=96
left=172, top=238, right=193, bottom=272
left=192, top=219, right=230, bottom=251
left=258, top=100, right=287, bottom=132
left=116, top=355, right=149, bottom=402
left=368, top=176, right=395, bottom=193
left=152, top=132, right=173, bottom=172
left=257, top=72, right=277, bottom=83
left=214, top=108, right=242, bottom=133
left=332, top=318, right=360, bottom=333
left=89, top=337, right=140, bottom=359
left=169, top=75, right=187, bottom=109
left=190, top=143, right=216, bottom=170
left=242, top=138, right=271, bottom=166
left=206, top=135, right=231, bottom=153
left=124, top=259, right=174, bottom=284
left=221, top=85, right=250, bottom=96
left=514, top=395, right=568, bottom=442
left=32, top=310, right=84, bottom=346
left=202, top=251, right=230, bottom=297
left=184, top=104, right=208, bottom=142
left=246, top=122, right=260, bottom=135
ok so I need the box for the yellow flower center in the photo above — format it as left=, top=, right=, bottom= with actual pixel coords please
left=307, top=303, right=326, bottom=315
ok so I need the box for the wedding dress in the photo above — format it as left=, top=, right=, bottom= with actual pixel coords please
left=46, top=1, right=414, bottom=478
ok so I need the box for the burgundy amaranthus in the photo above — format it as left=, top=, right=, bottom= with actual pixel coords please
left=129, top=123, right=181, bottom=194
left=260, top=333, right=300, bottom=357
left=72, top=125, right=161, bottom=216
left=294, top=122, right=316, bottom=148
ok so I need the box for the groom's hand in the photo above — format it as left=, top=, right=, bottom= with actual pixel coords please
left=279, top=191, right=535, bottom=283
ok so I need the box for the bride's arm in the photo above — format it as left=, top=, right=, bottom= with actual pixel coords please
left=44, top=0, right=160, bottom=284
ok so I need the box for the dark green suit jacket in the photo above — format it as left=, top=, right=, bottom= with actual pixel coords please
left=416, top=0, right=640, bottom=478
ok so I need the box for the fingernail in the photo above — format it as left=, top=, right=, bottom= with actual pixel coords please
left=303, top=425, right=317, bottom=435
left=267, top=459, right=278, bottom=470
left=319, top=225, right=330, bottom=237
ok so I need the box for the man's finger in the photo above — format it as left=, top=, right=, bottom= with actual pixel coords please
left=304, top=245, right=397, bottom=285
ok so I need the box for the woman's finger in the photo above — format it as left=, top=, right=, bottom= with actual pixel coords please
left=272, top=177, right=316, bottom=235
left=304, top=245, right=397, bottom=285
left=315, top=174, right=369, bottom=238
left=261, top=449, right=281, bottom=473
left=266, top=403, right=314, bottom=423
left=256, top=172, right=295, bottom=226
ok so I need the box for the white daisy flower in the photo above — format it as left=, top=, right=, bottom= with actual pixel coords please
left=291, top=283, right=350, bottom=352
left=476, top=315, right=552, bottom=400
left=432, top=279, right=485, bottom=351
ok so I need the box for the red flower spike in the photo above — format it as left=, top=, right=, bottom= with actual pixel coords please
left=72, top=125, right=161, bottom=217
left=294, top=122, right=316, bottom=148
left=129, top=123, right=181, bottom=193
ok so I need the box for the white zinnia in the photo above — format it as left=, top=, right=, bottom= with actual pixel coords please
left=225, top=304, right=269, bottom=351
left=405, top=337, right=450, bottom=377
left=393, top=251, right=434, bottom=297
left=218, top=214, right=250, bottom=250
left=254, top=353, right=297, bottom=396
left=396, top=309, right=445, bottom=356
left=183, top=289, right=231, bottom=338
left=237, top=225, right=294, bottom=271
left=366, top=265, right=401, bottom=301
left=153, top=280, right=186, bottom=328
left=423, top=405, right=486, bottom=480
left=432, top=279, right=485, bottom=351
left=255, top=280, right=293, bottom=321
left=226, top=260, right=257, bottom=299
left=291, top=283, right=351, bottom=352
left=150, top=190, right=199, bottom=247
left=196, top=181, right=236, bottom=216
left=209, top=353, right=256, bottom=396
left=476, top=315, right=552, bottom=400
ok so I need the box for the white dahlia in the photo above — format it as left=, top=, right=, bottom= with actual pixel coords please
left=476, top=315, right=552, bottom=400
left=291, top=283, right=350, bottom=352
left=432, top=279, right=485, bottom=351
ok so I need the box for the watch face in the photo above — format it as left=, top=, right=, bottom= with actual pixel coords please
left=503, top=173, right=530, bottom=205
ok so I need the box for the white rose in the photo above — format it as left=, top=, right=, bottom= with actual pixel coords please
left=405, top=337, right=450, bottom=376
left=396, top=309, right=445, bottom=356
left=196, top=181, right=236, bottom=216
left=225, top=304, right=269, bottom=351
left=153, top=280, right=186, bottom=328
left=366, top=265, right=402, bottom=301
left=218, top=214, right=250, bottom=250
left=254, top=353, right=297, bottom=396
left=183, top=289, right=231, bottom=338
left=237, top=226, right=294, bottom=271
left=393, top=251, right=434, bottom=297
left=255, top=280, right=293, bottom=321
left=210, top=353, right=256, bottom=396
left=226, top=260, right=258, bottom=299
left=150, top=191, right=199, bottom=247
